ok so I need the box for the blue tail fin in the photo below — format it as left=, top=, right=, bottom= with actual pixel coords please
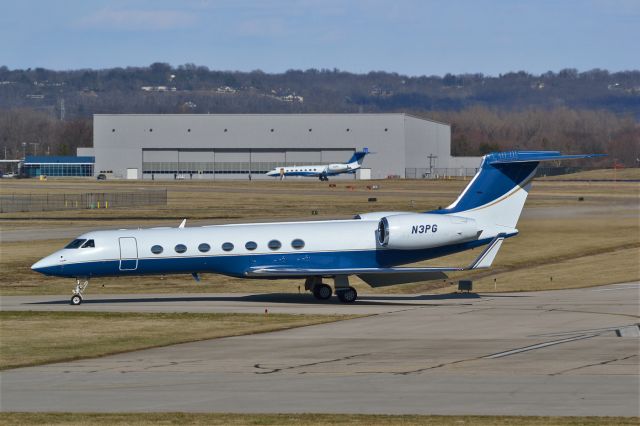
left=347, top=148, right=369, bottom=165
left=430, top=151, right=605, bottom=235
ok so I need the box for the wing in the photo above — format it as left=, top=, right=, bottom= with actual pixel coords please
left=246, top=234, right=506, bottom=286
left=245, top=265, right=464, bottom=277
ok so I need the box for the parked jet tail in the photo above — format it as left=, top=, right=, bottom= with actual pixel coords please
left=347, top=148, right=369, bottom=166
left=429, top=151, right=606, bottom=234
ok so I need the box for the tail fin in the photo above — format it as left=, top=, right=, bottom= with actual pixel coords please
left=347, top=148, right=369, bottom=166
left=430, top=151, right=605, bottom=236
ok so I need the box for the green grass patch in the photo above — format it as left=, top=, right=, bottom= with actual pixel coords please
left=0, top=311, right=359, bottom=370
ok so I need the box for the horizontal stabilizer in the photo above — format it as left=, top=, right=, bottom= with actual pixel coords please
left=487, top=151, right=606, bottom=164
left=468, top=235, right=504, bottom=269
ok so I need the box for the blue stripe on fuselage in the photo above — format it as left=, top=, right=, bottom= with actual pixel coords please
left=34, top=236, right=506, bottom=278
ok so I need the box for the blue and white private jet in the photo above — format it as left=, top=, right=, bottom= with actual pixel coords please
left=266, top=148, right=369, bottom=181
left=32, top=151, right=603, bottom=305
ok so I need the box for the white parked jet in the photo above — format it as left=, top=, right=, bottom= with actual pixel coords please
left=32, top=151, right=603, bottom=305
left=266, top=148, right=369, bottom=181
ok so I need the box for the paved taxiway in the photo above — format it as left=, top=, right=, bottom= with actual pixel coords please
left=1, top=283, right=639, bottom=416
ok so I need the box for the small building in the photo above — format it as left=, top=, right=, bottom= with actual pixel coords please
left=22, top=156, right=95, bottom=177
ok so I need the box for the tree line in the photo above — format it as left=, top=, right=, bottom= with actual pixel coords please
left=0, top=64, right=637, bottom=166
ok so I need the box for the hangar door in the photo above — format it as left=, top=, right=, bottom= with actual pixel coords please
left=250, top=151, right=285, bottom=173
left=284, top=150, right=353, bottom=166
left=142, top=150, right=178, bottom=176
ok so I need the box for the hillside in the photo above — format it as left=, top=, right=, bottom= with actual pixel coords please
left=0, top=64, right=638, bottom=165
left=2, top=65, right=639, bottom=118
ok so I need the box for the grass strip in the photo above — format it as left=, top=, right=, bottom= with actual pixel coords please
left=0, top=413, right=637, bottom=425
left=0, top=311, right=359, bottom=370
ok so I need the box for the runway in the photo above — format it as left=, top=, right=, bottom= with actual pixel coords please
left=1, top=283, right=639, bottom=416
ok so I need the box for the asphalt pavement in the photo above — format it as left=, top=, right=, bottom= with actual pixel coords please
left=1, top=283, right=638, bottom=416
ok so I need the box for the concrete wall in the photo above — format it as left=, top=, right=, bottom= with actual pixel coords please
left=93, top=114, right=460, bottom=180
left=404, top=115, right=451, bottom=171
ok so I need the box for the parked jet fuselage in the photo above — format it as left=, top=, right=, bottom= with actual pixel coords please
left=32, top=151, right=604, bottom=305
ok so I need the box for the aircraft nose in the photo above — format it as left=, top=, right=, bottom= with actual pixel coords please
left=31, top=255, right=59, bottom=275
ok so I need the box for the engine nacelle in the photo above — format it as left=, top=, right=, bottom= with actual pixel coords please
left=377, top=213, right=478, bottom=250
left=328, top=163, right=348, bottom=172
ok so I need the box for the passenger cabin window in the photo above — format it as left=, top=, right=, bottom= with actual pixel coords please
left=222, top=242, right=234, bottom=252
left=198, top=243, right=211, bottom=253
left=268, top=240, right=281, bottom=250
left=175, top=244, right=187, bottom=254
left=291, top=239, right=305, bottom=249
left=65, top=239, right=86, bottom=249
left=151, top=245, right=163, bottom=254
left=245, top=241, right=257, bottom=251
left=81, top=239, right=95, bottom=248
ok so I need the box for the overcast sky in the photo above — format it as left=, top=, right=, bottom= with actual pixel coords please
left=2, top=0, right=638, bottom=76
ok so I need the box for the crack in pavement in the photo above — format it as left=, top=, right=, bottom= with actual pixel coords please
left=392, top=357, right=480, bottom=375
left=530, top=323, right=640, bottom=338
left=550, top=354, right=638, bottom=376
left=254, top=353, right=371, bottom=374
left=544, top=308, right=640, bottom=319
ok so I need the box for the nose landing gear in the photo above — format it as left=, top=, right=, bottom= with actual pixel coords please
left=70, top=278, right=89, bottom=305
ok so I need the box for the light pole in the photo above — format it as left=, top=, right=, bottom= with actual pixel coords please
left=427, top=153, right=438, bottom=178
left=22, top=142, right=27, bottom=159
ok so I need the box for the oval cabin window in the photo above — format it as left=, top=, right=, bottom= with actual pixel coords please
left=175, top=244, right=187, bottom=253
left=198, top=243, right=211, bottom=253
left=245, top=241, right=257, bottom=251
left=268, top=240, right=281, bottom=250
left=151, top=245, right=163, bottom=254
left=291, top=239, right=305, bottom=249
left=222, top=242, right=234, bottom=252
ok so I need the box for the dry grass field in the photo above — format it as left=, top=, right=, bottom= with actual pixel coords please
left=1, top=175, right=638, bottom=296
left=0, top=311, right=357, bottom=370
left=1, top=413, right=637, bottom=426
left=541, top=168, right=640, bottom=181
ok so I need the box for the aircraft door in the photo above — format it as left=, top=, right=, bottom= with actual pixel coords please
left=119, top=237, right=138, bottom=271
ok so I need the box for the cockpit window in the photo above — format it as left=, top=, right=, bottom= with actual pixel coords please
left=81, top=239, right=95, bottom=248
left=65, top=239, right=86, bottom=249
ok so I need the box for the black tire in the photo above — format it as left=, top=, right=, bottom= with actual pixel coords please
left=70, top=294, right=83, bottom=305
left=312, top=283, right=332, bottom=300
left=337, top=287, right=357, bottom=303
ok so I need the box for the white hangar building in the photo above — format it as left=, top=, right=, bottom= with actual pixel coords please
left=92, top=114, right=480, bottom=180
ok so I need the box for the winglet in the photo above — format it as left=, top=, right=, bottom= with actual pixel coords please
left=468, top=234, right=506, bottom=269
left=179, top=219, right=187, bottom=229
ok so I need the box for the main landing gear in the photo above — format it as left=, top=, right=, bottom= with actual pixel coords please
left=305, top=275, right=358, bottom=303
left=319, top=175, right=329, bottom=181
left=70, top=278, right=89, bottom=305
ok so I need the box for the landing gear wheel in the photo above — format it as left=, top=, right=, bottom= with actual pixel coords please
left=70, top=278, right=89, bottom=306
left=337, top=286, right=357, bottom=303
left=312, top=283, right=333, bottom=300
